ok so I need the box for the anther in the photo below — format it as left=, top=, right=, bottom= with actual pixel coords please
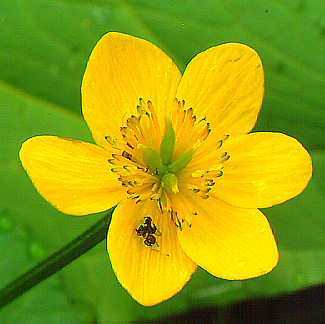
left=122, top=151, right=133, bottom=161
left=214, top=170, right=223, bottom=177
left=108, top=158, right=117, bottom=165
left=218, top=153, right=230, bottom=163
left=205, top=179, right=215, bottom=186
left=105, top=136, right=119, bottom=149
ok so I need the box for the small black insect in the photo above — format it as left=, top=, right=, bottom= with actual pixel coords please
left=136, top=217, right=160, bottom=247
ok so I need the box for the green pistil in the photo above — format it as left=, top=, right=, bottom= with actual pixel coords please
left=138, top=118, right=198, bottom=194
left=168, top=147, right=195, bottom=174
left=138, top=144, right=166, bottom=176
left=161, top=173, right=179, bottom=193
left=160, top=116, right=175, bottom=165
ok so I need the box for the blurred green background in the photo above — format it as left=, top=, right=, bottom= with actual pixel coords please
left=0, top=0, right=324, bottom=323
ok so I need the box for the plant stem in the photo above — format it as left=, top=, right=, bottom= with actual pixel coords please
left=0, top=208, right=114, bottom=309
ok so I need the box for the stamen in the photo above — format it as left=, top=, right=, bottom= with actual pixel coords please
left=105, top=136, right=120, bottom=150
left=146, top=100, right=162, bottom=142
left=172, top=100, right=211, bottom=160
left=171, top=209, right=182, bottom=230
left=122, top=151, right=133, bottom=161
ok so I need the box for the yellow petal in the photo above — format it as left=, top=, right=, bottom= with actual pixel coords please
left=176, top=193, right=278, bottom=280
left=19, top=136, right=124, bottom=215
left=212, top=132, right=313, bottom=208
left=82, top=32, right=182, bottom=148
left=107, top=199, right=197, bottom=306
left=176, top=43, right=264, bottom=138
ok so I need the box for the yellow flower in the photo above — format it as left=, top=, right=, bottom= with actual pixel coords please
left=19, top=32, right=312, bottom=306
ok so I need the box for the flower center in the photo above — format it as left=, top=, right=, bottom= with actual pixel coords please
left=138, top=114, right=199, bottom=195
left=106, top=98, right=229, bottom=227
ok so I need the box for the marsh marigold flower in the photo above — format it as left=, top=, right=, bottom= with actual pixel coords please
left=19, top=32, right=312, bottom=306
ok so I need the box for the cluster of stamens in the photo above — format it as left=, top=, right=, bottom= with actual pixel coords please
left=106, top=98, right=230, bottom=228
left=184, top=136, right=230, bottom=199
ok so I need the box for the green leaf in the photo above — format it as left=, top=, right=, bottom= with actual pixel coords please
left=0, top=215, right=82, bottom=323
left=1, top=0, right=324, bottom=322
